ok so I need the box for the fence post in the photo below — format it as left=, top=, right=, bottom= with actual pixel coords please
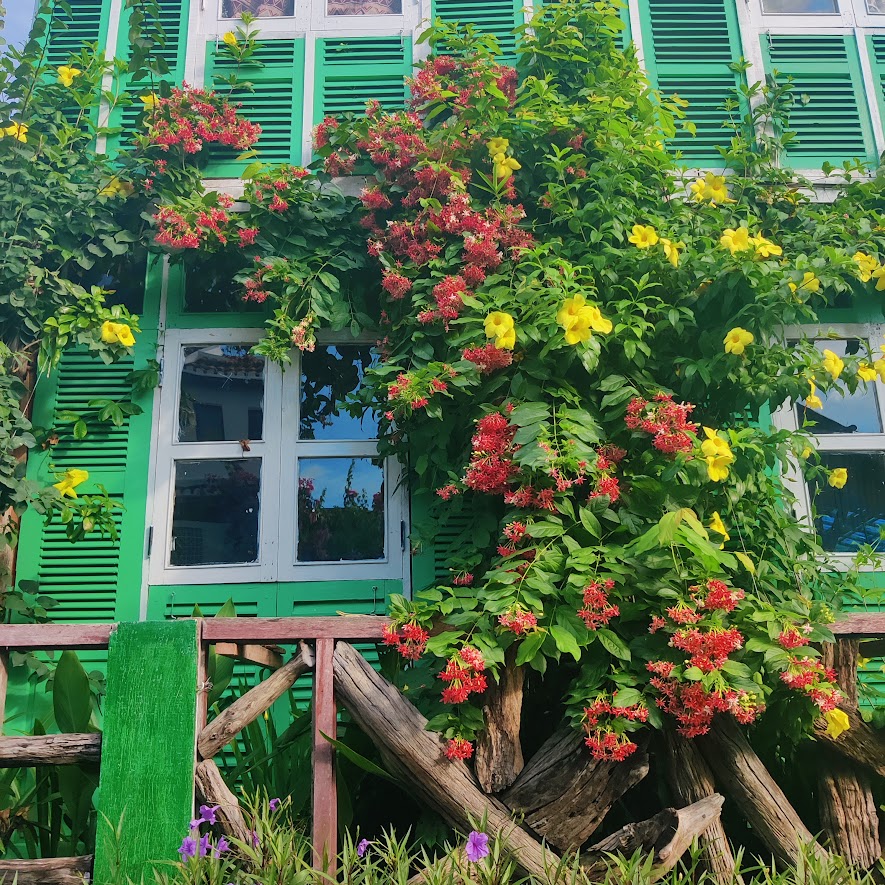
left=313, top=637, right=337, bottom=872
left=93, top=620, right=200, bottom=884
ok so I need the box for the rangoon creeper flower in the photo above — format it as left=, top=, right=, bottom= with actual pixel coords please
left=222, top=31, right=238, bottom=46
left=805, top=380, right=823, bottom=410
left=719, top=227, right=750, bottom=254
left=660, top=237, right=684, bottom=267
left=821, top=348, right=844, bottom=380
left=57, top=65, right=82, bottom=87
left=853, top=251, right=878, bottom=283
left=53, top=468, right=89, bottom=498
left=101, top=320, right=136, bottom=347
left=828, top=468, right=848, bottom=489
left=709, top=511, right=729, bottom=548
left=689, top=172, right=733, bottom=204
left=4, top=122, right=28, bottom=143
left=750, top=236, right=782, bottom=259
left=723, top=327, right=753, bottom=356
left=700, top=427, right=734, bottom=483
left=628, top=224, right=658, bottom=248
left=484, top=312, right=516, bottom=350
left=789, top=272, right=821, bottom=295
left=824, top=708, right=850, bottom=739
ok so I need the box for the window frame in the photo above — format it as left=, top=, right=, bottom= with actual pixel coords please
left=149, top=327, right=406, bottom=585
left=772, top=322, right=885, bottom=565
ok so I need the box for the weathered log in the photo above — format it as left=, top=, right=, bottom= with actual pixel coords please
left=582, top=796, right=725, bottom=882
left=475, top=646, right=524, bottom=794
left=0, top=734, right=101, bottom=766
left=816, top=640, right=881, bottom=867
left=195, top=758, right=251, bottom=843
left=502, top=726, right=649, bottom=851
left=215, top=642, right=284, bottom=669
left=0, top=855, right=92, bottom=884
left=661, top=726, right=741, bottom=884
left=332, top=641, right=557, bottom=879
left=198, top=642, right=313, bottom=759
left=697, top=717, right=826, bottom=864
left=813, top=707, right=885, bottom=779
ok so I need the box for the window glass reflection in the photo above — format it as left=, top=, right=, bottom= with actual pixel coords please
left=810, top=453, right=885, bottom=552
left=327, top=0, right=402, bottom=13
left=795, top=340, right=881, bottom=434
left=221, top=0, right=294, bottom=17
left=761, top=0, right=838, bottom=10
left=297, top=458, right=384, bottom=562
left=299, top=345, right=378, bottom=440
left=868, top=0, right=885, bottom=12
left=179, top=345, right=265, bottom=442
left=171, top=459, right=261, bottom=565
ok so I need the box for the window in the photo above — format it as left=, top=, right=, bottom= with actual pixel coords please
left=221, top=0, right=296, bottom=17
left=761, top=0, right=839, bottom=12
left=150, top=329, right=405, bottom=584
left=776, top=327, right=885, bottom=556
left=327, top=0, right=403, bottom=14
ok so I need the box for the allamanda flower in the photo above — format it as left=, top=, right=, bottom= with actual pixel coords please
left=750, top=236, right=782, bottom=259
left=493, top=153, right=521, bottom=180
left=872, top=265, right=885, bottom=292
left=628, top=224, right=658, bottom=249
left=805, top=380, right=823, bottom=410
left=487, top=137, right=509, bottom=156
left=789, top=271, right=821, bottom=295
left=484, top=312, right=516, bottom=350
left=101, top=320, right=136, bottom=347
left=700, top=428, right=734, bottom=483
left=53, top=468, right=89, bottom=498
left=723, top=327, right=753, bottom=356
left=689, top=172, right=733, bottom=205
left=858, top=363, right=878, bottom=382
left=719, top=227, right=750, bottom=255
left=57, top=65, right=82, bottom=87
left=853, top=251, right=878, bottom=283
left=140, top=94, right=159, bottom=109
left=660, top=237, right=683, bottom=268
left=4, top=122, right=28, bottom=143
left=824, top=708, right=850, bottom=739
left=223, top=31, right=238, bottom=46
left=821, top=348, right=844, bottom=380
left=709, top=511, right=729, bottom=547
left=828, top=468, right=848, bottom=489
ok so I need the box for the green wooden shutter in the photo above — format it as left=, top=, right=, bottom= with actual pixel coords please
left=866, top=35, right=885, bottom=160
left=204, top=38, right=306, bottom=176
left=16, top=335, right=157, bottom=624
left=637, top=0, right=745, bottom=164
left=109, top=0, right=191, bottom=154
left=314, top=37, right=412, bottom=124
left=42, top=0, right=111, bottom=68
left=430, top=0, right=524, bottom=61
left=760, top=34, right=876, bottom=168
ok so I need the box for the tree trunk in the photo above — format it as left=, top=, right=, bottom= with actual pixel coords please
left=582, top=796, right=725, bottom=882
left=195, top=758, right=251, bottom=843
left=332, top=641, right=557, bottom=879
left=0, top=855, right=92, bottom=884
left=816, top=640, right=881, bottom=867
left=475, top=645, right=524, bottom=794
left=661, top=726, right=741, bottom=884
left=0, top=733, right=100, bottom=766
left=697, top=717, right=826, bottom=864
left=502, top=725, right=649, bottom=851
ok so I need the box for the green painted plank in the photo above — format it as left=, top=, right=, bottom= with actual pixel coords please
left=93, top=620, right=199, bottom=884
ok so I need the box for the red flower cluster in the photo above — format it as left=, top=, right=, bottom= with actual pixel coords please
left=154, top=205, right=233, bottom=250
left=670, top=626, right=744, bottom=673
left=462, top=343, right=513, bottom=374
left=578, top=579, right=619, bottom=630
left=410, top=55, right=517, bottom=111
left=382, top=620, right=429, bottom=661
left=590, top=476, right=620, bottom=502
left=666, top=604, right=702, bottom=625
left=777, top=625, right=809, bottom=649
left=145, top=86, right=260, bottom=154
left=692, top=579, right=745, bottom=613
left=452, top=572, right=474, bottom=586
left=246, top=165, right=311, bottom=216
left=439, top=647, right=487, bottom=704
left=444, top=737, right=474, bottom=760
left=387, top=366, right=455, bottom=413
left=313, top=115, right=339, bottom=149
left=381, top=271, right=412, bottom=300
left=625, top=393, right=698, bottom=454
left=780, top=657, right=843, bottom=712
left=581, top=697, right=648, bottom=761
left=464, top=412, right=519, bottom=494
left=503, top=486, right=557, bottom=511
left=498, top=606, right=539, bottom=635
left=651, top=678, right=764, bottom=737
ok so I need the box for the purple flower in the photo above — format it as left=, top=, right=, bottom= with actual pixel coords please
left=213, top=836, right=230, bottom=858
left=178, top=834, right=198, bottom=860
left=199, top=804, right=219, bottom=825
left=251, top=830, right=261, bottom=848
left=269, top=797, right=281, bottom=811
left=357, top=838, right=371, bottom=857
left=465, top=831, right=489, bottom=863
left=199, top=833, right=210, bottom=858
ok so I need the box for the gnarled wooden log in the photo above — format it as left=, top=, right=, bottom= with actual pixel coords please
left=332, top=641, right=557, bottom=879
left=582, top=796, right=725, bottom=882
left=198, top=642, right=313, bottom=759
left=475, top=646, right=524, bottom=794
left=0, top=855, right=92, bottom=884
left=697, top=717, right=826, bottom=864
left=0, top=734, right=100, bottom=766
left=195, top=758, right=250, bottom=843
left=661, top=726, right=741, bottom=884
left=813, top=708, right=885, bottom=779
left=502, top=726, right=649, bottom=851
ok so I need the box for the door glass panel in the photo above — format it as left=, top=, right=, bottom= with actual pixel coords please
left=810, top=452, right=885, bottom=552
left=327, top=0, right=402, bottom=13
left=179, top=345, right=265, bottom=442
left=221, top=0, right=295, bottom=17
left=868, top=0, right=885, bottom=11
left=171, top=459, right=261, bottom=565
left=297, top=457, right=385, bottom=562
left=796, top=340, right=881, bottom=434
left=761, top=0, right=838, bottom=10
left=299, top=345, right=379, bottom=440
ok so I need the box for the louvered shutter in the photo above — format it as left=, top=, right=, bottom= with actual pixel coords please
left=637, top=0, right=746, bottom=164
left=430, top=0, right=523, bottom=61
left=204, top=39, right=306, bottom=176
left=314, top=37, right=412, bottom=123
left=109, top=0, right=191, bottom=154
left=760, top=34, right=876, bottom=168
left=42, top=0, right=111, bottom=68
left=16, top=334, right=158, bottom=624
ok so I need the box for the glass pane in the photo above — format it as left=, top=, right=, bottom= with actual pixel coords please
left=868, top=0, right=885, bottom=11
left=221, top=0, right=294, bottom=17
left=171, top=459, right=261, bottom=565
left=297, top=458, right=385, bottom=562
left=299, top=345, right=379, bottom=440
left=811, top=453, right=885, bottom=552
left=795, top=340, right=881, bottom=434
left=183, top=255, right=262, bottom=314
left=179, top=345, right=265, bottom=442
left=327, top=0, right=403, bottom=13
left=761, top=0, right=838, bottom=9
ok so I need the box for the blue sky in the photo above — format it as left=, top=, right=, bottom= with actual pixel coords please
left=2, top=1, right=36, bottom=50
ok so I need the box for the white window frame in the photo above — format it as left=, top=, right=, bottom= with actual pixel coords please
left=772, top=322, right=885, bottom=566
left=149, top=327, right=406, bottom=585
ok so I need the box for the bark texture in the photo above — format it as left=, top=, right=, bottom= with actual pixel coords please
left=0, top=734, right=100, bottom=766
left=0, top=855, right=92, bottom=884
left=195, top=759, right=251, bottom=843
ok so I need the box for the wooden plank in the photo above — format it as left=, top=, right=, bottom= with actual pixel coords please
left=202, top=616, right=390, bottom=643
left=0, top=734, right=101, bottom=766
left=0, top=624, right=114, bottom=650
left=0, top=855, right=93, bottom=884
left=0, top=650, right=8, bottom=736
left=215, top=642, right=284, bottom=669
left=93, top=621, right=199, bottom=885
left=829, top=614, right=885, bottom=638
left=313, top=638, right=337, bottom=872
left=198, top=644, right=313, bottom=759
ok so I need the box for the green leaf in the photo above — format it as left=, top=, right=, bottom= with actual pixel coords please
left=550, top=625, right=581, bottom=661
left=579, top=507, right=601, bottom=538
left=508, top=403, right=550, bottom=425
left=73, top=420, right=88, bottom=440
left=515, top=631, right=545, bottom=665
left=320, top=733, right=398, bottom=783
left=597, top=628, right=631, bottom=661
left=735, top=552, right=756, bottom=575
left=53, top=651, right=91, bottom=733
left=612, top=687, right=643, bottom=707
